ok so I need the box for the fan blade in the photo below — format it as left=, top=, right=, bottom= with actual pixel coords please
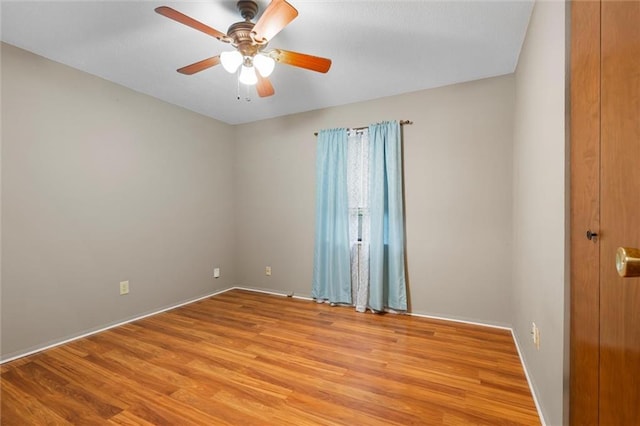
left=256, top=73, right=275, bottom=97
left=177, top=56, right=221, bottom=75
left=155, top=6, right=227, bottom=41
left=271, top=49, right=332, bottom=73
left=252, top=0, right=298, bottom=43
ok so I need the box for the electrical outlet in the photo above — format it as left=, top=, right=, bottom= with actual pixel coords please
left=120, top=280, right=129, bottom=295
left=265, top=266, right=272, bottom=276
left=531, top=322, right=540, bottom=350
left=214, top=267, right=220, bottom=278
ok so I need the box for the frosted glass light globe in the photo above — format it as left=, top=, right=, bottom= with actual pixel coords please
left=220, top=51, right=243, bottom=73
left=254, top=53, right=275, bottom=77
left=238, top=65, right=258, bottom=85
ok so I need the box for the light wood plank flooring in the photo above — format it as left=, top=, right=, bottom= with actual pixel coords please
left=1, top=289, right=540, bottom=425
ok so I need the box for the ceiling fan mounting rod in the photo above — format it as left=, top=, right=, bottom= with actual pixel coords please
left=237, top=0, right=259, bottom=21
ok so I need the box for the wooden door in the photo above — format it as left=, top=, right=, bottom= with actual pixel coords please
left=599, top=1, right=640, bottom=423
left=571, top=1, right=640, bottom=424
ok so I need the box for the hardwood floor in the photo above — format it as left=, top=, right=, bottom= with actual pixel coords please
left=1, top=289, right=540, bottom=425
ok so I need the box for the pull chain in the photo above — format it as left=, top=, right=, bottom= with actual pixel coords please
left=236, top=69, right=240, bottom=101
left=244, top=82, right=251, bottom=102
left=235, top=71, right=251, bottom=102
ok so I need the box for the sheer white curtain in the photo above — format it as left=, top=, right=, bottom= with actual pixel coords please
left=347, top=129, right=370, bottom=312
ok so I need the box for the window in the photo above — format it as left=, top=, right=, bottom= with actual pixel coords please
left=347, top=129, right=369, bottom=243
left=347, top=129, right=370, bottom=311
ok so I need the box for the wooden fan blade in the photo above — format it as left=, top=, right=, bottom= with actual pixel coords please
left=252, top=0, right=298, bottom=43
left=155, top=6, right=227, bottom=41
left=271, top=49, right=332, bottom=73
left=256, top=73, right=275, bottom=97
left=177, top=56, right=221, bottom=75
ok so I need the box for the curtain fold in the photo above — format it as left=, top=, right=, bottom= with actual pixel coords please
left=312, top=128, right=352, bottom=304
left=368, top=121, right=407, bottom=311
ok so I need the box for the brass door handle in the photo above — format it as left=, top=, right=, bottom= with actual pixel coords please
left=616, top=247, right=640, bottom=277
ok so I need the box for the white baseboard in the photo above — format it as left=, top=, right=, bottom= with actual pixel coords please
left=511, top=330, right=547, bottom=426
left=0, top=284, right=547, bottom=426
left=0, top=286, right=311, bottom=364
left=230, top=286, right=314, bottom=301
left=410, top=310, right=545, bottom=425
left=408, top=311, right=512, bottom=331
left=0, top=287, right=233, bottom=364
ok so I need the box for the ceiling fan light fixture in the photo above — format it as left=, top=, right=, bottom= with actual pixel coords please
left=155, top=1, right=331, bottom=98
left=239, top=65, right=258, bottom=85
left=254, top=53, right=275, bottom=77
left=220, top=50, right=243, bottom=73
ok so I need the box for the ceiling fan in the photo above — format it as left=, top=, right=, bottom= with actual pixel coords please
left=155, top=0, right=332, bottom=98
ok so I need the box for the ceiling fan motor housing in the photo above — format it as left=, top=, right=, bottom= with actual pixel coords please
left=227, top=21, right=262, bottom=57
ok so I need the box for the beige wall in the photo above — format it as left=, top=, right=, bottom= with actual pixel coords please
left=1, top=20, right=567, bottom=422
left=234, top=75, right=515, bottom=325
left=1, top=43, right=236, bottom=359
left=3, top=20, right=567, bottom=424
left=512, top=2, right=566, bottom=425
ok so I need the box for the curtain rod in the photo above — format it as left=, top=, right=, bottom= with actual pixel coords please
left=313, top=120, right=413, bottom=136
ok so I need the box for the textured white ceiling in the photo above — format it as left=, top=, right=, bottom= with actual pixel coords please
left=1, top=1, right=533, bottom=125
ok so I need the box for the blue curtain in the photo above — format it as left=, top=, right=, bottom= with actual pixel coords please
left=368, top=121, right=407, bottom=311
left=312, top=128, right=352, bottom=304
